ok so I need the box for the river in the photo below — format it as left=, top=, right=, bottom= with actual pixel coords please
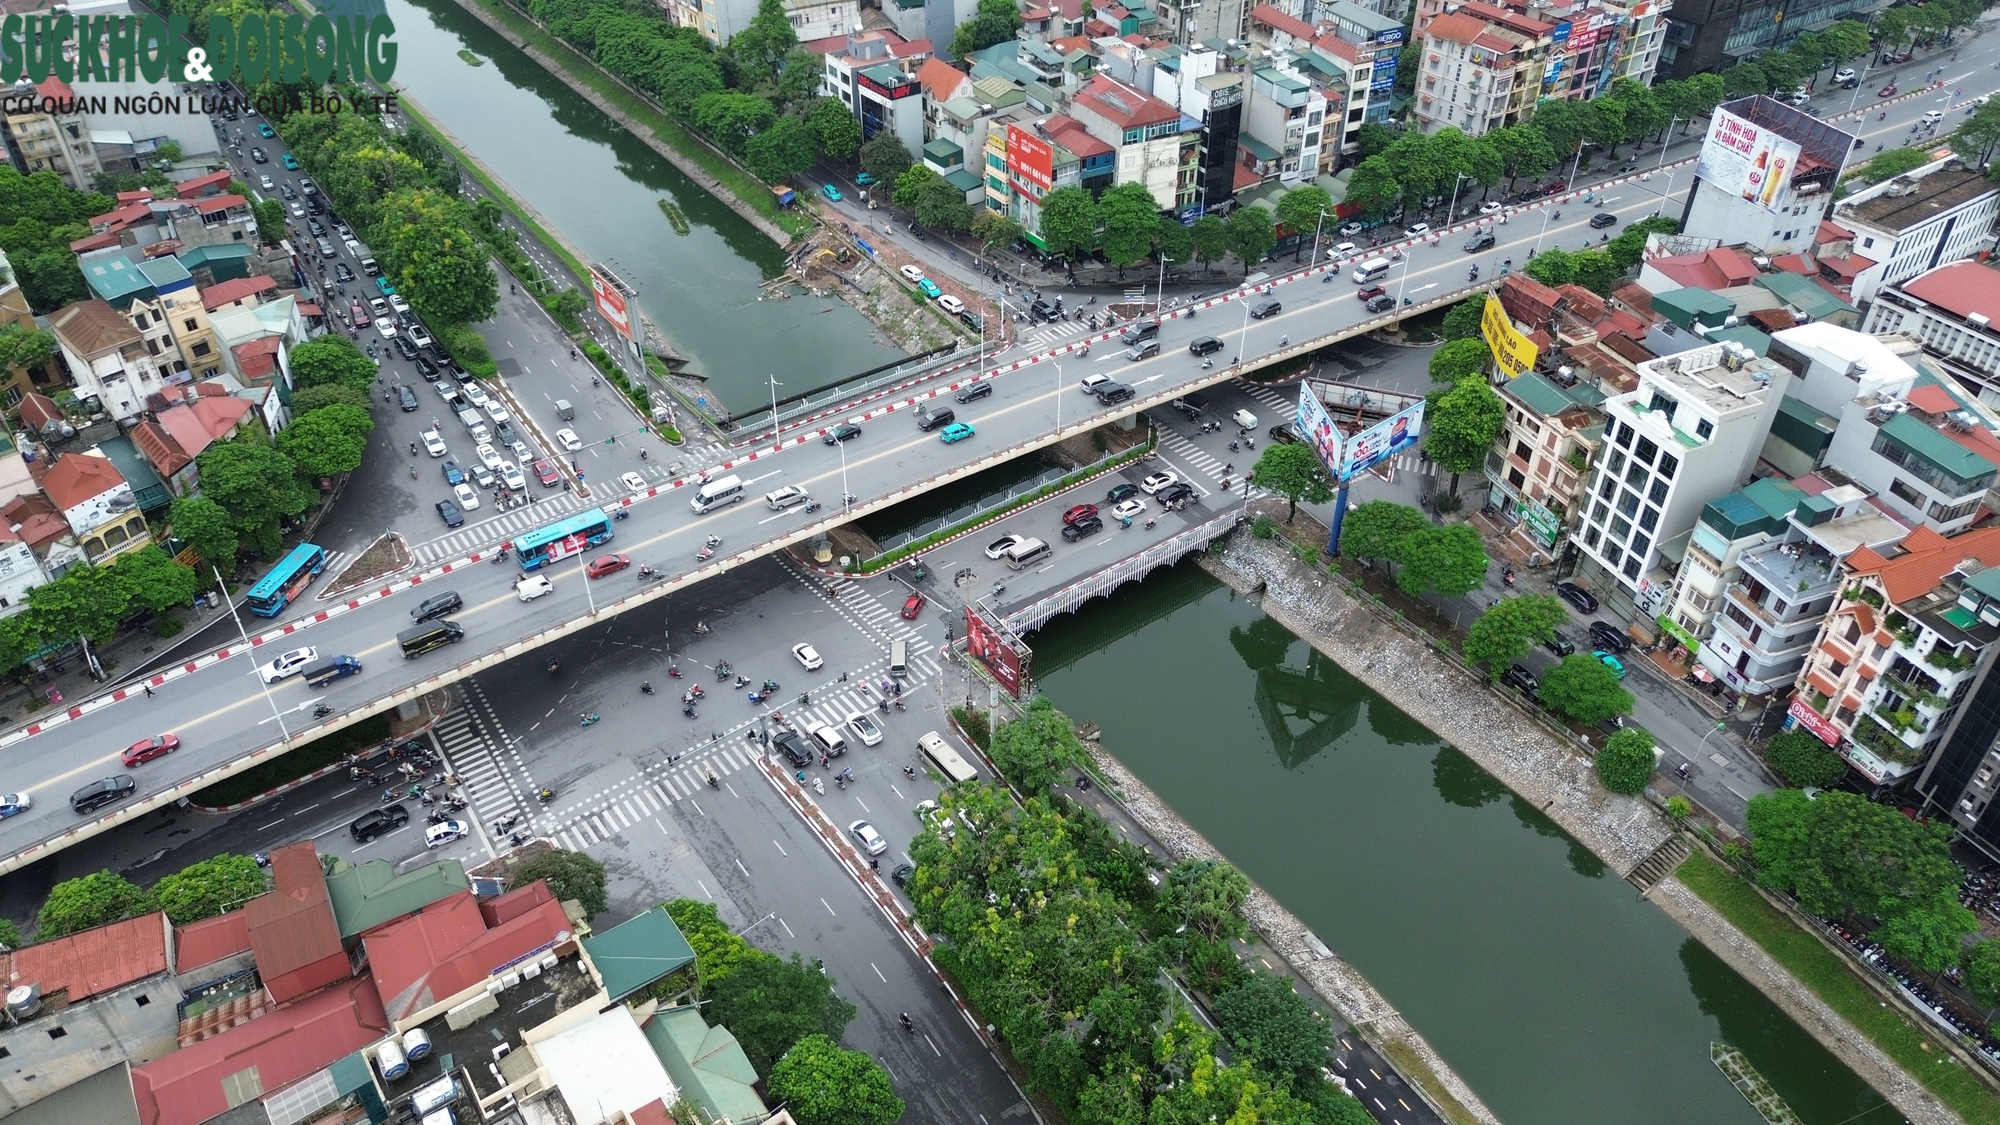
left=1030, top=562, right=1901, bottom=1125
left=382, top=0, right=905, bottom=413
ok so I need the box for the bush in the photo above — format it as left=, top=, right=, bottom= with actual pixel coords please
left=153, top=615, right=183, bottom=637
left=1252, top=515, right=1278, bottom=539
left=1763, top=729, right=1848, bottom=789
left=952, top=706, right=990, bottom=750
left=1596, top=727, right=1657, bottom=795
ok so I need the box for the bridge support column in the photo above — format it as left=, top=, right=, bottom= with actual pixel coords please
left=396, top=700, right=423, bottom=722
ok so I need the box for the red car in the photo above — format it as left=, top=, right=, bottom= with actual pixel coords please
left=585, top=553, right=630, bottom=578
left=123, top=734, right=179, bottom=766
left=1879, top=83, right=1898, bottom=97
left=1062, top=503, right=1099, bottom=525
left=1357, top=285, right=1387, bottom=302
left=900, top=593, right=924, bottom=620
left=534, top=459, right=560, bottom=487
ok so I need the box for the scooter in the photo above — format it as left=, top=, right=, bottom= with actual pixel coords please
left=313, top=703, right=333, bottom=718
left=706, top=772, right=720, bottom=788
left=667, top=666, right=683, bottom=678
left=614, top=509, right=629, bottom=521
left=735, top=675, right=751, bottom=689
left=538, top=787, right=556, bottom=804
left=496, top=812, right=521, bottom=832
left=639, top=565, right=658, bottom=578
left=715, top=662, right=733, bottom=680
left=762, top=680, right=780, bottom=693
left=641, top=681, right=655, bottom=694
left=490, top=549, right=509, bottom=564
left=696, top=546, right=715, bottom=561
left=580, top=711, right=601, bottom=727
left=803, top=500, right=821, bottom=513
left=749, top=690, right=769, bottom=704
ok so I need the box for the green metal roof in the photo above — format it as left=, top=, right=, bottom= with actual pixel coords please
left=1505, top=371, right=1579, bottom=417
left=1706, top=325, right=1771, bottom=356
left=643, top=1006, right=767, bottom=1124
left=1965, top=567, right=2000, bottom=600
left=1699, top=479, right=1800, bottom=541
left=1880, top=410, right=1997, bottom=485
left=923, top=138, right=963, bottom=164
left=580, top=906, right=695, bottom=1001
left=1755, top=272, right=1857, bottom=319
left=1742, top=476, right=1804, bottom=520
left=324, top=857, right=469, bottom=940
left=81, top=252, right=152, bottom=305
left=945, top=168, right=984, bottom=192
left=1652, top=287, right=1734, bottom=329
left=1237, top=133, right=1280, bottom=161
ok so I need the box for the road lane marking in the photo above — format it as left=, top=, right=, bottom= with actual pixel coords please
left=872, top=962, right=887, bottom=982
left=773, top=839, right=788, bottom=856
left=821, top=898, right=836, bottom=915
left=779, top=916, right=795, bottom=938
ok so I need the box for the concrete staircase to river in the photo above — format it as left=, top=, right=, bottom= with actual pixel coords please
left=1625, top=833, right=1693, bottom=893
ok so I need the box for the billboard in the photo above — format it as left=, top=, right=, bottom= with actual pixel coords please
left=1695, top=107, right=1803, bottom=214
left=1340, top=402, right=1424, bottom=480
left=1480, top=297, right=1538, bottom=378
left=1296, top=383, right=1344, bottom=477
left=964, top=608, right=1028, bottom=697
left=589, top=267, right=632, bottom=341
left=1007, top=125, right=1054, bottom=197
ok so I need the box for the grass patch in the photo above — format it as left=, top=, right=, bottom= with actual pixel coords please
left=192, top=714, right=394, bottom=808
left=469, top=0, right=810, bottom=240
left=1379, top=1040, right=1481, bottom=1125
left=658, top=198, right=690, bottom=235
left=457, top=48, right=484, bottom=65
left=1677, top=851, right=2000, bottom=1125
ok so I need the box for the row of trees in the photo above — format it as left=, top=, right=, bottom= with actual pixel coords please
left=909, top=698, right=1375, bottom=1125
left=0, top=542, right=203, bottom=678
left=2, top=853, right=268, bottom=946
left=662, top=898, right=900, bottom=1125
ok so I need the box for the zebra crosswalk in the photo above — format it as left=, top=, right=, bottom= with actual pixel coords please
left=411, top=493, right=597, bottom=566
left=430, top=681, right=538, bottom=830
left=1023, top=319, right=1095, bottom=349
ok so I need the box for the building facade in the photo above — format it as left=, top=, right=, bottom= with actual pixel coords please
left=1859, top=260, right=2000, bottom=410
left=1832, top=157, right=2000, bottom=309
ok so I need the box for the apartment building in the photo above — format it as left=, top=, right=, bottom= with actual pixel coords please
left=1792, top=524, right=2000, bottom=787
left=1913, top=575, right=2000, bottom=861
left=0, top=246, right=52, bottom=409
left=1414, top=7, right=1550, bottom=137
left=662, top=0, right=857, bottom=48
left=1832, top=157, right=2000, bottom=308
left=1244, top=65, right=1328, bottom=184
left=1, top=78, right=100, bottom=190
left=79, top=250, right=224, bottom=386
left=1571, top=340, right=1790, bottom=615
left=1662, top=476, right=1803, bottom=644
left=1860, top=260, right=2000, bottom=410
left=1070, top=75, right=1198, bottom=210
left=40, top=449, right=151, bottom=563
left=1486, top=370, right=1602, bottom=558
left=1684, top=95, right=1849, bottom=256
left=1660, top=0, right=1887, bottom=85
left=49, top=298, right=166, bottom=423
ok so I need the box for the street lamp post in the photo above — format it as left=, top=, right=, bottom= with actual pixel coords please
left=1053, top=360, right=1063, bottom=436
left=1155, top=255, right=1175, bottom=318
left=215, top=565, right=292, bottom=745
left=1235, top=292, right=1251, bottom=367
left=837, top=436, right=852, bottom=507
left=1308, top=207, right=1331, bottom=268
left=1533, top=144, right=1591, bottom=256
left=767, top=374, right=782, bottom=434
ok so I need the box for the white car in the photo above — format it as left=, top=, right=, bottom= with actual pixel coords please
left=289, top=202, right=304, bottom=217
left=258, top=646, right=318, bottom=684
left=1834, top=67, right=1857, bottom=83
left=483, top=399, right=510, bottom=424
left=476, top=443, right=504, bottom=470
left=369, top=297, right=389, bottom=318
left=388, top=294, right=410, bottom=316
left=500, top=461, right=527, bottom=491
left=425, top=819, right=469, bottom=848
left=516, top=574, right=554, bottom=601
left=258, top=174, right=275, bottom=190
left=1140, top=471, right=1181, bottom=495
left=937, top=294, right=966, bottom=315
left=621, top=471, right=647, bottom=492
left=1079, top=373, right=1112, bottom=394
left=376, top=319, right=398, bottom=339
left=556, top=428, right=583, bottom=451
left=1922, top=109, right=1945, bottom=126
left=984, top=533, right=1025, bottom=560
left=453, top=482, right=480, bottom=510
left=1479, top=201, right=1505, bottom=214
left=509, top=440, right=534, bottom=463
left=408, top=323, right=434, bottom=349
left=1109, top=497, right=1146, bottom=522
left=1404, top=223, right=1431, bottom=238
left=899, top=264, right=926, bottom=283
left=421, top=429, right=447, bottom=457
left=1331, top=241, right=1358, bottom=258
left=848, top=819, right=888, bottom=856
left=1337, top=221, right=1364, bottom=236
left=792, top=642, right=823, bottom=670
left=1233, top=408, right=1258, bottom=429
left=846, top=711, right=885, bottom=746
left=462, top=386, right=490, bottom=410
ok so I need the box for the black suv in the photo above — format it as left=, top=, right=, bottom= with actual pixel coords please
left=1188, top=336, right=1224, bottom=357
left=1500, top=664, right=1540, bottom=696
left=1589, top=621, right=1631, bottom=653
left=1365, top=294, right=1397, bottom=314
left=1061, top=515, right=1104, bottom=541
left=1093, top=382, right=1135, bottom=405
left=397, top=386, right=418, bottom=412
left=1555, top=581, right=1599, bottom=614
left=1106, top=482, right=1140, bottom=504
left=70, top=775, right=136, bottom=814
left=1544, top=629, right=1577, bottom=657
left=1120, top=322, right=1159, bottom=346
left=1249, top=297, right=1282, bottom=319
left=1157, top=482, right=1196, bottom=506
left=1589, top=211, right=1619, bottom=229
left=1464, top=230, right=1497, bottom=252
left=412, top=591, right=463, bottom=622
left=916, top=408, right=957, bottom=432
left=955, top=381, right=993, bottom=404
left=350, top=804, right=409, bottom=842
left=775, top=730, right=813, bottom=768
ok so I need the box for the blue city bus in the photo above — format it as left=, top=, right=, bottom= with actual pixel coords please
left=516, top=510, right=614, bottom=570
left=245, top=543, right=329, bottom=617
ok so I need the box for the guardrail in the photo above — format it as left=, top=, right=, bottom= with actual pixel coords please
left=1004, top=510, right=1245, bottom=634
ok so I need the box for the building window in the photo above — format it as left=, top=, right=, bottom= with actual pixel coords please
left=1515, top=440, right=1532, bottom=461
left=1607, top=450, right=1627, bottom=476
left=1585, top=527, right=1601, bottom=547
left=182, top=318, right=196, bottom=331
left=1611, top=515, right=1632, bottom=541
left=1889, top=477, right=1925, bottom=506
left=1625, top=462, right=1647, bottom=488
left=1635, top=436, right=1658, bottom=465
left=1617, top=489, right=1640, bottom=517
left=1649, top=479, right=1669, bottom=505
left=1930, top=496, right=1981, bottom=522
left=1639, top=507, right=1658, bottom=532
left=1648, top=392, right=1677, bottom=420
left=1615, top=421, right=1634, bottom=448
left=1632, top=536, right=1651, bottom=561
left=1695, top=418, right=1714, bottom=440
left=1658, top=454, right=1678, bottom=479
left=191, top=342, right=211, bottom=357
left=1623, top=556, right=1642, bottom=579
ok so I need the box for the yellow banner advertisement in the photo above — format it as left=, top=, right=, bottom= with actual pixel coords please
left=1480, top=296, right=1538, bottom=379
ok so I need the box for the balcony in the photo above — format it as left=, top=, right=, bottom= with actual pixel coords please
left=1737, top=539, right=1839, bottom=609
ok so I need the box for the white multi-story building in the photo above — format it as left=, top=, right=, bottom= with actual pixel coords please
left=49, top=298, right=166, bottom=424
left=1571, top=340, right=1791, bottom=615
left=1685, top=95, right=1851, bottom=256
left=1860, top=260, right=2000, bottom=410
left=1413, top=9, right=1543, bottom=137
left=1832, top=156, right=2000, bottom=308
left=662, top=0, right=858, bottom=47
left=1071, top=75, right=1196, bottom=210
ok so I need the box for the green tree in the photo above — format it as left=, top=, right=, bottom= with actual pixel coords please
left=1595, top=727, right=1656, bottom=795
left=276, top=403, right=373, bottom=478
left=768, top=1035, right=904, bottom=1125
left=1098, top=182, right=1160, bottom=276
left=776, top=48, right=823, bottom=106
left=1954, top=100, right=2000, bottom=164
left=1487, top=124, right=1556, bottom=186
left=1441, top=293, right=1487, bottom=341
left=1878, top=899, right=1979, bottom=974
left=989, top=696, right=1088, bottom=792
left=0, top=322, right=54, bottom=377
left=664, top=898, right=767, bottom=988
left=1463, top=594, right=1569, bottom=678
left=1721, top=61, right=1768, bottom=97
left=253, top=198, right=286, bottom=244
left=1153, top=212, right=1192, bottom=267
left=729, top=0, right=798, bottom=84
left=0, top=917, right=20, bottom=949
left=1964, top=940, right=2000, bottom=1006
left=859, top=133, right=915, bottom=189
left=111, top=545, right=200, bottom=614
left=744, top=115, right=819, bottom=183
left=1159, top=858, right=1250, bottom=943
left=707, top=952, right=858, bottom=1075
left=290, top=383, right=372, bottom=415
left=1337, top=499, right=1426, bottom=574
left=1428, top=337, right=1488, bottom=384
left=549, top=287, right=588, bottom=329
left=511, top=849, right=608, bottom=917
left=1343, top=155, right=1401, bottom=218
left=1424, top=377, right=1505, bottom=495
left=1394, top=524, right=1488, bottom=601
left=1537, top=654, right=1635, bottom=726
left=1274, top=184, right=1336, bottom=261
left=1038, top=185, right=1099, bottom=262
left=1849, top=146, right=1934, bottom=187
left=1210, top=971, right=1333, bottom=1087
left=892, top=164, right=943, bottom=210
left=196, top=443, right=314, bottom=558
left=1354, top=121, right=1397, bottom=158
left=970, top=210, right=1024, bottom=252
left=804, top=97, right=863, bottom=162
left=1189, top=213, right=1229, bottom=272
left=169, top=495, right=238, bottom=572
left=24, top=564, right=129, bottom=646
left=289, top=335, right=377, bottom=390
left=1252, top=442, right=1331, bottom=521
left=375, top=188, right=500, bottom=327
left=151, top=854, right=267, bottom=923
left=913, top=176, right=975, bottom=232
left=1746, top=789, right=1968, bottom=927
left=1529, top=98, right=1596, bottom=161
left=1225, top=206, right=1275, bottom=274
left=37, top=870, right=152, bottom=939
left=1524, top=247, right=1577, bottom=288
left=950, top=0, right=1024, bottom=57
left=691, top=92, right=776, bottom=159
left=1762, top=729, right=1848, bottom=789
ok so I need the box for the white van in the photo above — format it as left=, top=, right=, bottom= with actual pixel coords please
left=690, top=474, right=745, bottom=513
left=810, top=724, right=848, bottom=758
left=889, top=640, right=908, bottom=677
left=1003, top=537, right=1052, bottom=570
left=1353, top=257, right=1393, bottom=284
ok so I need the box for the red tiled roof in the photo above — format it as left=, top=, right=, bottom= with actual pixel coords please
left=1770, top=253, right=1815, bottom=275
left=35, top=77, right=74, bottom=103
left=200, top=275, right=276, bottom=311
left=1075, top=75, right=1180, bottom=129
left=1845, top=525, right=2000, bottom=605
left=175, top=171, right=233, bottom=199
left=1249, top=3, right=1317, bottom=41
left=233, top=336, right=281, bottom=381
left=191, top=194, right=246, bottom=216
left=1645, top=246, right=1761, bottom=291
left=1045, top=115, right=1114, bottom=159
left=1460, top=1, right=1555, bottom=34
left=132, top=419, right=193, bottom=478
left=1903, top=260, right=2000, bottom=327
left=17, top=390, right=60, bottom=430
left=889, top=37, right=932, bottom=58
left=130, top=976, right=389, bottom=1125
left=176, top=911, right=253, bottom=974
left=1817, top=220, right=1853, bottom=242
left=90, top=200, right=154, bottom=232
left=1314, top=33, right=1360, bottom=62
left=243, top=841, right=345, bottom=1004
left=917, top=57, right=969, bottom=104
left=363, top=884, right=572, bottom=1023
left=1909, top=384, right=1959, bottom=414
left=2, top=492, right=68, bottom=549
left=1820, top=254, right=1869, bottom=281
left=0, top=913, right=167, bottom=1003
left=50, top=298, right=143, bottom=356
left=68, top=231, right=121, bottom=253
left=1233, top=162, right=1264, bottom=190
left=41, top=450, right=126, bottom=510
left=1424, top=11, right=1488, bottom=44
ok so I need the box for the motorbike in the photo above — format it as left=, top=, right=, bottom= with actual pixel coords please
left=893, top=697, right=906, bottom=710
left=813, top=776, right=825, bottom=794
left=667, top=665, right=683, bottom=678
left=706, top=772, right=720, bottom=788
left=688, top=684, right=707, bottom=698
left=683, top=704, right=697, bottom=717
left=639, top=565, right=658, bottom=578
left=548, top=656, right=561, bottom=674
left=735, top=675, right=751, bottom=689
left=762, top=679, right=780, bottom=693
left=1502, top=567, right=1516, bottom=587
left=749, top=690, right=769, bottom=704
left=614, top=509, right=629, bottom=521
left=490, top=549, right=509, bottom=564
left=538, top=786, right=556, bottom=803
left=313, top=703, right=333, bottom=718
left=903, top=765, right=918, bottom=779
left=716, top=661, right=733, bottom=680
left=510, top=831, right=528, bottom=848
left=640, top=681, right=654, bottom=694
left=696, top=546, right=715, bottom=561
left=580, top=711, right=601, bottom=727
left=803, top=499, right=821, bottom=514
left=496, top=813, right=521, bottom=832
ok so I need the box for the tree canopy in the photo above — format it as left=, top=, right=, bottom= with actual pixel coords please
left=37, top=870, right=151, bottom=940
left=1595, top=727, right=1656, bottom=795
left=705, top=952, right=858, bottom=1075
left=510, top=849, right=608, bottom=917
left=1252, top=442, right=1332, bottom=521
left=1762, top=729, right=1848, bottom=789
left=1337, top=500, right=1427, bottom=575
left=152, top=854, right=268, bottom=924
left=1536, top=654, right=1634, bottom=726
left=1394, top=524, right=1489, bottom=601
left=767, top=1035, right=903, bottom=1125
left=1463, top=594, right=1568, bottom=678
